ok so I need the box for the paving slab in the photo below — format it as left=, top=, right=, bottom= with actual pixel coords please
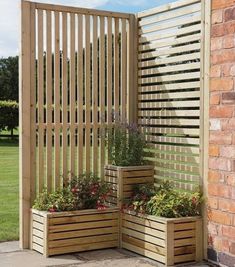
left=0, top=241, right=211, bottom=267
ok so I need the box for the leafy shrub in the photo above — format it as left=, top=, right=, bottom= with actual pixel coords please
left=126, top=181, right=202, bottom=218
left=33, top=173, right=112, bottom=212
left=70, top=173, right=111, bottom=210
left=33, top=187, right=76, bottom=212
left=0, top=100, right=18, bottom=133
left=108, top=122, right=146, bottom=166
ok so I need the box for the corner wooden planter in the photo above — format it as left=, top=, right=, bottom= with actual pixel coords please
left=31, top=207, right=119, bottom=257
left=121, top=210, right=202, bottom=266
left=104, top=165, right=154, bottom=207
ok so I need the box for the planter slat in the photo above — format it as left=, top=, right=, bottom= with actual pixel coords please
left=122, top=241, right=166, bottom=263
left=121, top=210, right=202, bottom=266
left=48, top=240, right=118, bottom=256
left=31, top=208, right=119, bottom=256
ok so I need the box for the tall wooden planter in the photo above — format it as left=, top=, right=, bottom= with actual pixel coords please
left=31, top=207, right=119, bottom=257
left=121, top=210, right=203, bottom=266
left=104, top=165, right=154, bottom=207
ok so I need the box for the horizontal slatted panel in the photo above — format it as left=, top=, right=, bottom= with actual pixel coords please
left=137, top=0, right=202, bottom=191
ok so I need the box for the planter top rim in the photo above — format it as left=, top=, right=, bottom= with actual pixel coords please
left=32, top=206, right=119, bottom=217
left=105, top=164, right=153, bottom=170
left=123, top=209, right=201, bottom=223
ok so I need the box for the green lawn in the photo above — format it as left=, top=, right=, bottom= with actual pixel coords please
left=0, top=139, right=19, bottom=241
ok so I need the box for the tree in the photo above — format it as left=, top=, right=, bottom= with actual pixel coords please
left=0, top=56, right=19, bottom=101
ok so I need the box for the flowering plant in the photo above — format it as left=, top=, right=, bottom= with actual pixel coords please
left=33, top=173, right=112, bottom=212
left=108, top=122, right=146, bottom=166
left=125, top=181, right=202, bottom=218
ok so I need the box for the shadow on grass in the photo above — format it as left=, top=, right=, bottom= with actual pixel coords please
left=0, top=138, right=19, bottom=147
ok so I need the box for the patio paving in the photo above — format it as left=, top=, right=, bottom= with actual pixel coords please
left=0, top=241, right=212, bottom=267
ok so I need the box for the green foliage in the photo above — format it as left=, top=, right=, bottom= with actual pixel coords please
left=0, top=100, right=19, bottom=133
left=127, top=181, right=203, bottom=218
left=0, top=56, right=18, bottom=101
left=108, top=122, right=146, bottom=166
left=33, top=173, right=112, bottom=212
left=33, top=187, right=76, bottom=212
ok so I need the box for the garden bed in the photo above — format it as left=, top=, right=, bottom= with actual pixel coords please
left=31, top=207, right=119, bottom=257
left=121, top=210, right=202, bottom=266
left=104, top=165, right=154, bottom=206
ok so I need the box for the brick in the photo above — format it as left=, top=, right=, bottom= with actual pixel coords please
left=226, top=173, right=235, bottom=186
left=219, top=199, right=230, bottom=211
left=221, top=63, right=233, bottom=77
left=222, top=225, right=235, bottom=239
left=210, top=119, right=221, bottom=130
left=211, top=49, right=235, bottom=65
left=212, top=9, right=223, bottom=24
left=210, top=131, right=232, bottom=145
left=222, top=240, right=230, bottom=253
left=210, top=78, right=234, bottom=91
left=222, top=92, right=235, bottom=104
left=222, top=118, right=235, bottom=130
left=208, top=170, right=221, bottom=183
left=208, top=183, right=231, bottom=197
left=208, top=197, right=218, bottom=209
left=209, top=144, right=220, bottom=156
left=211, top=37, right=223, bottom=51
left=224, top=6, right=235, bottom=22
left=208, top=222, right=218, bottom=235
left=217, top=78, right=234, bottom=92
left=210, top=106, right=233, bottom=118
left=223, top=35, right=235, bottom=48
left=209, top=209, right=231, bottom=225
left=210, top=93, right=220, bottom=105
left=211, top=21, right=235, bottom=37
left=212, top=0, right=235, bottom=10
left=230, top=242, right=235, bottom=254
left=230, top=65, right=235, bottom=76
left=220, top=146, right=235, bottom=158
left=213, top=236, right=222, bottom=251
left=210, top=65, right=221, bottom=77
left=232, top=187, right=235, bottom=199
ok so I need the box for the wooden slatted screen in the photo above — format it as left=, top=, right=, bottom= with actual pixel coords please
left=21, top=1, right=134, bottom=197
left=137, top=0, right=203, bottom=191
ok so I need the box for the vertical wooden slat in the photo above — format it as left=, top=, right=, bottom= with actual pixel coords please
left=20, top=0, right=34, bottom=249
left=114, top=18, right=120, bottom=118
left=30, top=5, right=36, bottom=203
left=62, top=12, right=68, bottom=182
left=70, top=13, right=76, bottom=176
left=85, top=15, right=91, bottom=173
left=121, top=19, right=127, bottom=122
left=107, top=17, right=112, bottom=123
left=92, top=15, right=98, bottom=174
left=77, top=14, right=83, bottom=175
left=54, top=11, right=60, bottom=189
left=127, top=14, right=137, bottom=124
left=46, top=10, right=52, bottom=192
left=99, top=16, right=105, bottom=178
left=37, top=9, right=44, bottom=193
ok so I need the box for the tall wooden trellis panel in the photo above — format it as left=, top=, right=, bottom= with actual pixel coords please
left=20, top=0, right=136, bottom=248
left=137, top=0, right=204, bottom=191
left=20, top=0, right=209, bottom=250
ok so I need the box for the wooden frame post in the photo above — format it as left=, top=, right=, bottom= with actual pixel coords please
left=200, top=0, right=211, bottom=260
left=19, top=0, right=35, bottom=249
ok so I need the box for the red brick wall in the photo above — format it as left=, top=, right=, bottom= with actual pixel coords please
left=208, top=0, right=235, bottom=265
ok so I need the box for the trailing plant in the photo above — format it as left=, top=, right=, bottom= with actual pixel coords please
left=126, top=181, right=202, bottom=218
left=33, top=173, right=112, bottom=212
left=108, top=122, right=146, bottom=166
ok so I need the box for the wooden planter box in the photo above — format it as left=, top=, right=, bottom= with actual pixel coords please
left=31, top=207, right=119, bottom=257
left=104, top=165, right=154, bottom=207
left=121, top=210, right=202, bottom=266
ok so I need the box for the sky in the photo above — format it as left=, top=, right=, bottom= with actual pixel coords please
left=0, top=0, right=173, bottom=58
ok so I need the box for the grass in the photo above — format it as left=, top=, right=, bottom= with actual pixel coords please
left=0, top=138, right=19, bottom=241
